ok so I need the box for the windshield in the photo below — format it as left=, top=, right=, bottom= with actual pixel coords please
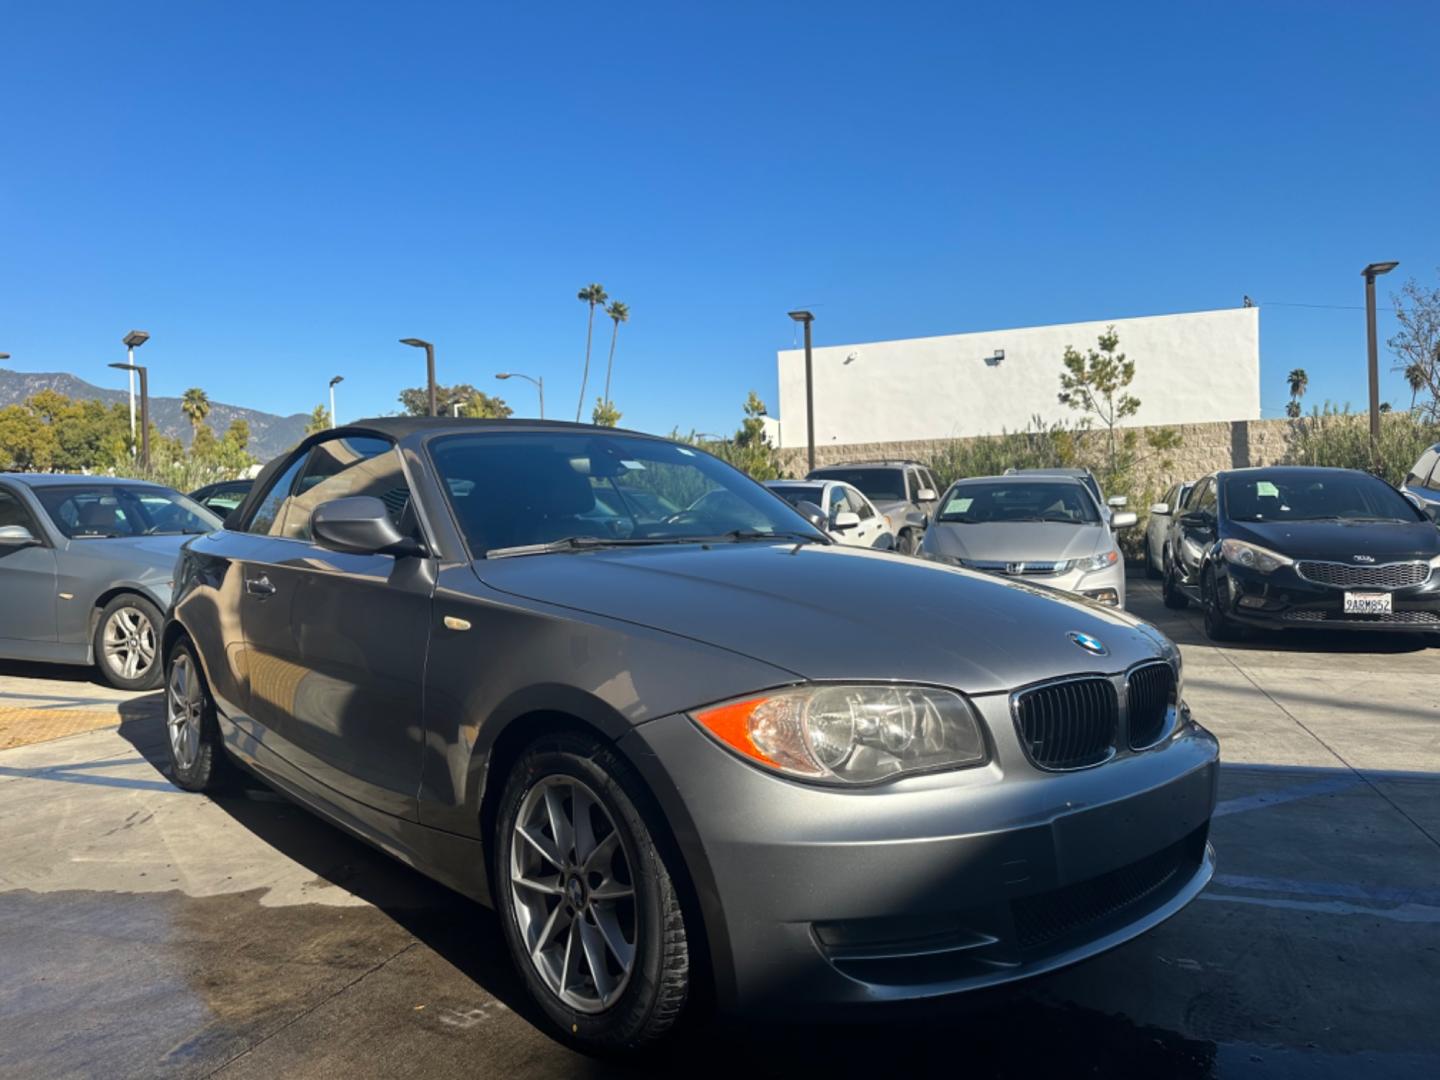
left=34, top=484, right=222, bottom=539
left=767, top=484, right=825, bottom=508
left=429, top=432, right=827, bottom=555
left=1224, top=474, right=1424, bottom=523
left=810, top=468, right=904, bottom=503
left=937, top=481, right=1101, bottom=525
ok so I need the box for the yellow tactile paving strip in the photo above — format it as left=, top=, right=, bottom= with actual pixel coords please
left=0, top=706, right=126, bottom=750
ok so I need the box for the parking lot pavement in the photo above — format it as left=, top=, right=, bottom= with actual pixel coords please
left=1, top=572, right=1438, bottom=1079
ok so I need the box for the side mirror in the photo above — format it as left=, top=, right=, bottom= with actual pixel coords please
left=1107, top=495, right=1129, bottom=508
left=1111, top=511, right=1139, bottom=529
left=794, top=500, right=828, bottom=532
left=311, top=497, right=426, bottom=557
left=1148, top=501, right=1171, bottom=516
left=916, top=488, right=937, bottom=502
left=0, top=525, right=40, bottom=549
left=831, top=511, right=862, bottom=531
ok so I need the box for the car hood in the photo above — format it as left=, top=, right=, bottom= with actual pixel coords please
left=924, top=522, right=1110, bottom=563
left=61, top=533, right=196, bottom=565
left=1229, top=519, right=1440, bottom=562
left=872, top=499, right=912, bottom=517
left=473, top=542, right=1171, bottom=695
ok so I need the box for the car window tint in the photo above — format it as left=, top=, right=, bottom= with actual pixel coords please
left=937, top=481, right=1099, bottom=524
left=431, top=432, right=818, bottom=553
left=1428, top=458, right=1440, bottom=492
left=1224, top=473, right=1421, bottom=523
left=203, top=488, right=248, bottom=513
left=847, top=486, right=874, bottom=520
left=246, top=456, right=308, bottom=536
left=810, top=468, right=905, bottom=503
left=830, top=487, right=852, bottom=517
left=0, top=489, right=38, bottom=532
left=279, top=436, right=411, bottom=542
left=1409, top=449, right=1439, bottom=487
left=1198, top=481, right=1217, bottom=513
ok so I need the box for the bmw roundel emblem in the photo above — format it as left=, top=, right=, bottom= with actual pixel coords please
left=1068, top=631, right=1109, bottom=656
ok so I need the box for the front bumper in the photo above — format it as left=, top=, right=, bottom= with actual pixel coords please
left=621, top=695, right=1218, bottom=1015
left=949, top=559, right=1128, bottom=608
left=1219, top=563, right=1440, bottom=632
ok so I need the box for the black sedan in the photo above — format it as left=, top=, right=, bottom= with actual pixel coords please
left=163, top=418, right=1216, bottom=1053
left=1162, top=466, right=1440, bottom=640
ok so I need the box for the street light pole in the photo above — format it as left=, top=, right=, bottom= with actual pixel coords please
left=495, top=372, right=544, bottom=418
left=1362, top=261, right=1399, bottom=452
left=328, top=375, right=344, bottom=428
left=788, top=310, right=816, bottom=473
left=121, top=331, right=150, bottom=450
left=400, top=339, right=437, bottom=416
left=109, top=362, right=150, bottom=470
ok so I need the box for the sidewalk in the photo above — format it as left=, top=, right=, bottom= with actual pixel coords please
left=0, top=662, right=163, bottom=750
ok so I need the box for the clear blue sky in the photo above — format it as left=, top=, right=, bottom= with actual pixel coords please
left=3, top=2, right=1436, bottom=435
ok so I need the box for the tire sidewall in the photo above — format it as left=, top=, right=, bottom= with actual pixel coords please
left=94, top=594, right=165, bottom=690
left=164, top=638, right=223, bottom=791
left=494, top=736, right=680, bottom=1051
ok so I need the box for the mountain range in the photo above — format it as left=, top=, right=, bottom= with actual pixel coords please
left=0, top=368, right=310, bottom=460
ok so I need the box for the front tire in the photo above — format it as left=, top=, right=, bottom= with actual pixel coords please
left=94, top=594, right=164, bottom=690
left=164, top=639, right=231, bottom=792
left=1161, top=556, right=1189, bottom=610
left=495, top=732, right=690, bottom=1053
left=1202, top=568, right=1243, bottom=642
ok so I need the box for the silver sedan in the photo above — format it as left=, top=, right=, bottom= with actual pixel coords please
left=0, top=474, right=220, bottom=688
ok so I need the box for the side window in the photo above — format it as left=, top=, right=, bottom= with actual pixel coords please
left=1198, top=480, right=1218, bottom=514
left=1427, top=458, right=1440, bottom=493
left=920, top=469, right=938, bottom=496
left=906, top=468, right=924, bottom=502
left=829, top=487, right=852, bottom=517
left=282, top=436, right=410, bottom=542
left=848, top=486, right=875, bottom=520
left=246, top=455, right=309, bottom=536
left=0, top=488, right=38, bottom=533
left=1408, top=449, right=1438, bottom=488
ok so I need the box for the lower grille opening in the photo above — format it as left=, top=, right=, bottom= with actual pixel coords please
left=1283, top=609, right=1440, bottom=625
left=1011, top=825, right=1208, bottom=953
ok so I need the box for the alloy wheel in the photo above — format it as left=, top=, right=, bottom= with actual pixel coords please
left=166, top=652, right=203, bottom=771
left=509, top=775, right=638, bottom=1013
left=103, top=606, right=157, bottom=681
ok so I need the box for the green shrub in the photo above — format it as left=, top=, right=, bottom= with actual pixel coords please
left=1287, top=405, right=1439, bottom=485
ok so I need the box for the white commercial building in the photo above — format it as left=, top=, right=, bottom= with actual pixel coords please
left=774, top=307, right=1259, bottom=449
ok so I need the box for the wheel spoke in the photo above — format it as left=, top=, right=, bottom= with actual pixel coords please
left=511, top=871, right=564, bottom=896
left=592, top=904, right=635, bottom=971
left=589, top=878, right=634, bottom=902
left=515, top=824, right=564, bottom=871
left=577, top=917, right=615, bottom=1003
left=529, top=899, right=571, bottom=959
left=581, top=830, right=619, bottom=875
left=571, top=786, right=598, bottom=865
left=543, top=785, right=575, bottom=862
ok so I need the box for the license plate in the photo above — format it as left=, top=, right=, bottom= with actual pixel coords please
left=1344, top=591, right=1392, bottom=615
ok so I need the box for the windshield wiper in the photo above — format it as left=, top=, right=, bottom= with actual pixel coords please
left=485, top=535, right=703, bottom=559
left=711, top=528, right=826, bottom=544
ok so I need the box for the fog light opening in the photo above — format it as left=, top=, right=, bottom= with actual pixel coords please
left=1238, top=595, right=1267, bottom=609
left=1082, top=588, right=1120, bottom=606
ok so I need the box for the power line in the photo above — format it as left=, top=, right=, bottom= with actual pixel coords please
left=1258, top=300, right=1399, bottom=313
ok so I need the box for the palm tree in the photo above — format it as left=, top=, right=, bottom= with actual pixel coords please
left=181, top=388, right=211, bottom=437
left=602, top=300, right=630, bottom=404
left=1285, top=400, right=1301, bottom=419
left=1405, top=361, right=1427, bottom=411
left=576, top=283, right=608, bottom=421
left=1287, top=368, right=1308, bottom=401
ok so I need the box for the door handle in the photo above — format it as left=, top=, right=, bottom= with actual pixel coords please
left=245, top=574, right=276, bottom=597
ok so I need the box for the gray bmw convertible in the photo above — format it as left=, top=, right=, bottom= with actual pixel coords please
left=163, top=418, right=1218, bottom=1053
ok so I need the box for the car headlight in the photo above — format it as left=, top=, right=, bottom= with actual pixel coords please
left=691, top=684, right=987, bottom=784
left=1073, top=549, right=1120, bottom=573
left=1220, top=538, right=1293, bottom=573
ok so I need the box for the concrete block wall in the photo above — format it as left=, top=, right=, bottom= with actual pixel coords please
left=774, top=417, right=1302, bottom=494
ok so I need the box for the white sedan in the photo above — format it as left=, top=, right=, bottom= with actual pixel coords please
left=764, top=480, right=896, bottom=549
